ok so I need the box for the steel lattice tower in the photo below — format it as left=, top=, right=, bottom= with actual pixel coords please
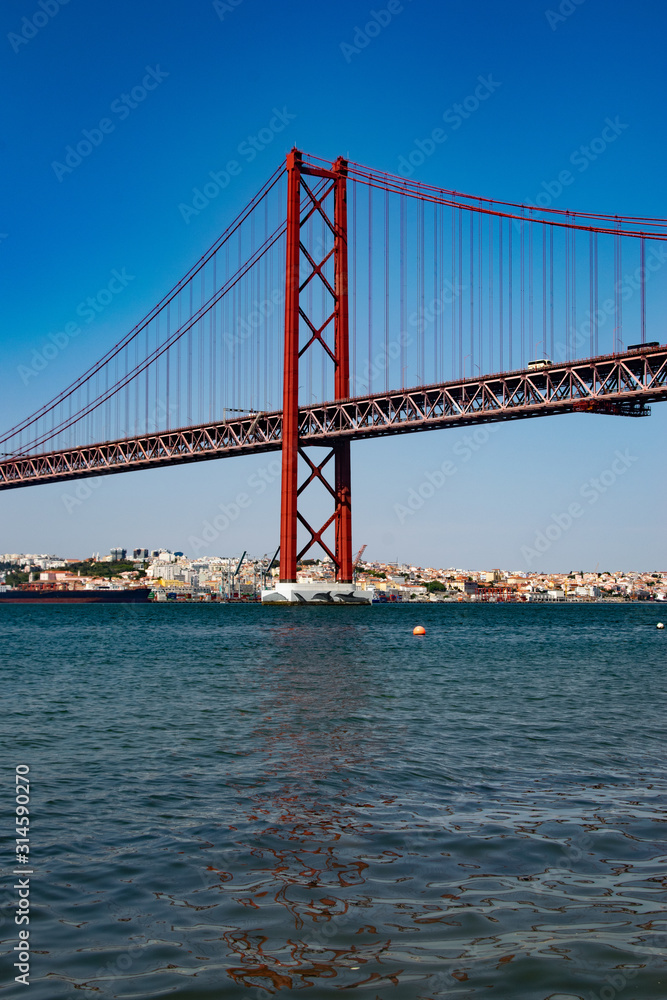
left=279, top=149, right=353, bottom=583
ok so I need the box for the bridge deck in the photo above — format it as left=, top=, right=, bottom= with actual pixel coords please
left=1, top=347, right=665, bottom=490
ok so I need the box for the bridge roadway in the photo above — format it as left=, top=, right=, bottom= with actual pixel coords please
left=1, top=346, right=665, bottom=490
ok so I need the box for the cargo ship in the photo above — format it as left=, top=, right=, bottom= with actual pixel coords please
left=0, top=586, right=151, bottom=604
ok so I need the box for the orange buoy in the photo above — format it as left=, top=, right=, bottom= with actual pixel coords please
left=413, top=625, right=426, bottom=635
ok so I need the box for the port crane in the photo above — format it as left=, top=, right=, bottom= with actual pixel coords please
left=352, top=544, right=367, bottom=582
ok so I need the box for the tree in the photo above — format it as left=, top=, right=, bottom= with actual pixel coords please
left=427, top=581, right=446, bottom=593
left=67, top=560, right=137, bottom=579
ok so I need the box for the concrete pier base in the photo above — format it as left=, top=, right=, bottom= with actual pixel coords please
left=261, top=582, right=373, bottom=605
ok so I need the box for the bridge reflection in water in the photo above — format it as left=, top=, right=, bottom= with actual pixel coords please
left=212, top=622, right=408, bottom=993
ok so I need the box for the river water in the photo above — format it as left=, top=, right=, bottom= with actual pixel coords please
left=1, top=602, right=665, bottom=998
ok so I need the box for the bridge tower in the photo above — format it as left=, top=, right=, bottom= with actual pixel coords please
left=279, top=149, right=353, bottom=585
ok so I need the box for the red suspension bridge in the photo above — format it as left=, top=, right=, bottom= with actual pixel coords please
left=1, top=149, right=666, bottom=584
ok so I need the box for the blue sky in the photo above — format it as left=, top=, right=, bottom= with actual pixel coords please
left=1, top=0, right=665, bottom=570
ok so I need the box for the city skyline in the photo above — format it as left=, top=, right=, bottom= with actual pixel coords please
left=2, top=547, right=664, bottom=578
left=4, top=549, right=665, bottom=608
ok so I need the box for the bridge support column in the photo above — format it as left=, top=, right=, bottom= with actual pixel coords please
left=279, top=149, right=302, bottom=584
left=333, top=156, right=353, bottom=583
left=278, top=149, right=353, bottom=584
